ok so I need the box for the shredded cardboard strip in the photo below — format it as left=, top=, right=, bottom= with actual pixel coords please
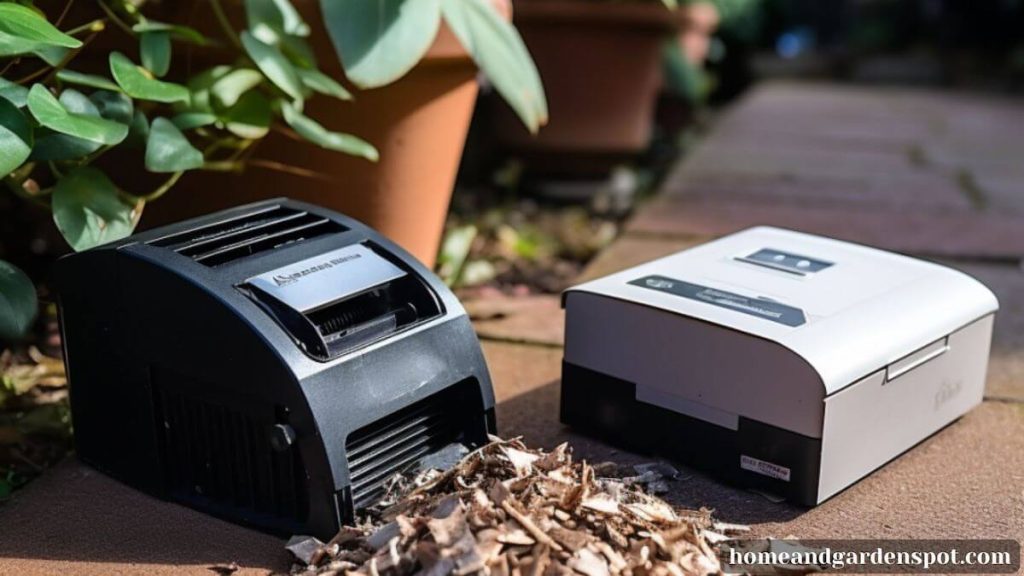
left=286, top=437, right=755, bottom=576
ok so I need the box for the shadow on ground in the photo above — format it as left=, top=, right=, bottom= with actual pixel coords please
left=495, top=378, right=807, bottom=526
left=0, top=459, right=290, bottom=574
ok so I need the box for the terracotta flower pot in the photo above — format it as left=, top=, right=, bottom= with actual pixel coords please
left=490, top=0, right=675, bottom=176
left=145, top=0, right=511, bottom=268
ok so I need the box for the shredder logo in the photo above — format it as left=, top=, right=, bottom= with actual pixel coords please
left=272, top=253, right=363, bottom=286
left=645, top=278, right=675, bottom=289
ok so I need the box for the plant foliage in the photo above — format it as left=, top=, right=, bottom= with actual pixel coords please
left=0, top=0, right=547, bottom=340
left=321, top=0, right=549, bottom=133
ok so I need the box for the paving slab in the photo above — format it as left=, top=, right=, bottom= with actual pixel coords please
left=574, top=234, right=705, bottom=283
left=465, top=294, right=565, bottom=347
left=628, top=194, right=1024, bottom=260
left=644, top=81, right=1024, bottom=260
left=665, top=166, right=976, bottom=213
left=0, top=461, right=287, bottom=576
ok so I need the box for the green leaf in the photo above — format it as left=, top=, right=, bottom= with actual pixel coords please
left=223, top=91, right=272, bottom=139
left=30, top=129, right=99, bottom=161
left=0, top=3, right=82, bottom=56
left=132, top=21, right=208, bottom=45
left=0, top=78, right=29, bottom=108
left=0, top=32, right=42, bottom=57
left=31, top=93, right=101, bottom=160
left=52, top=167, right=137, bottom=251
left=109, top=52, right=189, bottom=103
left=281, top=100, right=377, bottom=160
left=240, top=31, right=304, bottom=101
left=279, top=34, right=317, bottom=69
left=296, top=68, right=351, bottom=100
left=171, top=112, right=217, bottom=130
left=125, top=110, right=150, bottom=148
left=56, top=69, right=122, bottom=92
left=437, top=224, right=477, bottom=286
left=320, top=0, right=441, bottom=89
left=89, top=91, right=134, bottom=125
left=27, top=85, right=128, bottom=145
left=186, top=65, right=231, bottom=112
left=246, top=0, right=310, bottom=44
left=0, top=98, right=33, bottom=176
left=140, top=31, right=171, bottom=77
left=662, top=40, right=706, bottom=102
left=0, top=260, right=38, bottom=340
left=146, top=117, right=203, bottom=172
left=57, top=88, right=97, bottom=112
left=32, top=45, right=69, bottom=66
left=30, top=90, right=104, bottom=161
left=441, top=0, right=547, bottom=133
left=210, top=68, right=264, bottom=107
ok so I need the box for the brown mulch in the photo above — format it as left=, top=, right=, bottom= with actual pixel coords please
left=286, top=438, right=752, bottom=576
left=0, top=344, right=71, bottom=501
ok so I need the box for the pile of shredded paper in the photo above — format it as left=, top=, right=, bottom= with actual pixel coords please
left=286, top=438, right=754, bottom=576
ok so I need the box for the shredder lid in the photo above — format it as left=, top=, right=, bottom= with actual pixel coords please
left=248, top=244, right=406, bottom=313
left=565, top=227, right=999, bottom=394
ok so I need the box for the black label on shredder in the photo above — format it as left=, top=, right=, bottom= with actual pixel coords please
left=628, top=275, right=807, bottom=327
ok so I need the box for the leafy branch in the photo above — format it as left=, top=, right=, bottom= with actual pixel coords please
left=0, top=0, right=383, bottom=339
left=1, top=0, right=378, bottom=254
left=0, top=0, right=549, bottom=340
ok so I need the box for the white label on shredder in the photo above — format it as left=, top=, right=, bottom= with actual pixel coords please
left=247, top=244, right=406, bottom=313
left=740, top=455, right=791, bottom=482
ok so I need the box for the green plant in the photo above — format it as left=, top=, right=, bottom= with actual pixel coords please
left=2, top=0, right=378, bottom=248
left=0, top=0, right=379, bottom=335
left=0, top=0, right=548, bottom=341
left=320, top=0, right=548, bottom=134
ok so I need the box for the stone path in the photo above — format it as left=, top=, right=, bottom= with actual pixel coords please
left=1, top=81, right=1022, bottom=574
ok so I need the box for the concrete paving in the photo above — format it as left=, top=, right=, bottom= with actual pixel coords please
left=630, top=82, right=1024, bottom=260
left=1, top=81, right=1022, bottom=574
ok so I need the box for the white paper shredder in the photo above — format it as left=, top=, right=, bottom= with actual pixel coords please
left=561, top=227, right=998, bottom=505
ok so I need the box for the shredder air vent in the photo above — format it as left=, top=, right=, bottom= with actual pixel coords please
left=345, top=384, right=472, bottom=511
left=149, top=205, right=346, bottom=266
left=154, top=369, right=309, bottom=530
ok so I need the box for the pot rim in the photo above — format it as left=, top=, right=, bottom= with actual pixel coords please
left=512, top=0, right=676, bottom=32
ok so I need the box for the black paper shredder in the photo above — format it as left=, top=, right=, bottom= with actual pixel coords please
left=54, top=198, right=495, bottom=538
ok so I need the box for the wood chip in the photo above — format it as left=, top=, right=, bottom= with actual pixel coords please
left=567, top=548, right=610, bottom=576
left=286, top=438, right=753, bottom=576
left=501, top=500, right=564, bottom=552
